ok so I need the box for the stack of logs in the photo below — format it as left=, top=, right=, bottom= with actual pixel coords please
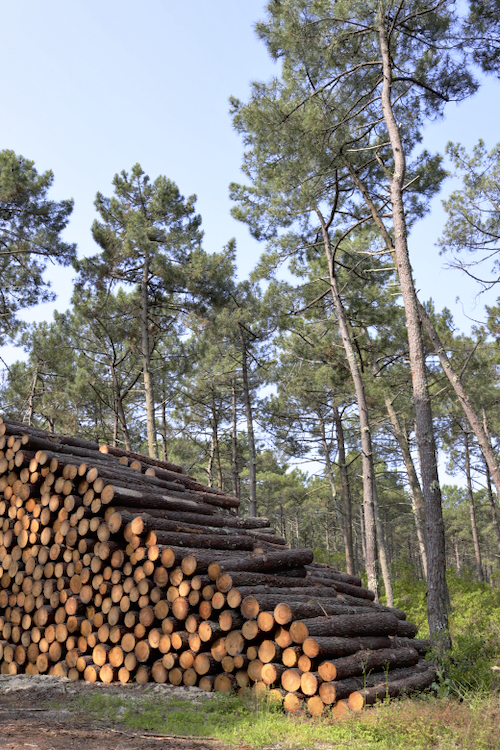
left=0, top=417, right=436, bottom=715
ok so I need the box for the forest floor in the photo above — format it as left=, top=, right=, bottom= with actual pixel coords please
left=0, top=675, right=238, bottom=750
left=0, top=674, right=498, bottom=750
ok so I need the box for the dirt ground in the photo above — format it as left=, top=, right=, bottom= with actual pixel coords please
left=0, top=675, right=245, bottom=750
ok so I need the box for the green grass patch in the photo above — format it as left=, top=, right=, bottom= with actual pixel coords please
left=68, top=689, right=500, bottom=749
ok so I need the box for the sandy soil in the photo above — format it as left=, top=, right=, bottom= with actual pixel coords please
left=0, top=675, right=242, bottom=750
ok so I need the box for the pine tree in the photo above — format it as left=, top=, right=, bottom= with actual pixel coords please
left=0, top=150, right=75, bottom=343
left=75, top=164, right=232, bottom=457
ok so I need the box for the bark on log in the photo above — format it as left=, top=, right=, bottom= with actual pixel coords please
left=306, top=575, right=375, bottom=601
left=150, top=530, right=255, bottom=551
left=389, top=636, right=430, bottom=655
left=290, top=613, right=399, bottom=643
left=348, top=666, right=437, bottom=710
left=302, top=635, right=392, bottom=659
left=331, top=662, right=431, bottom=702
left=306, top=562, right=362, bottom=587
left=207, top=549, right=314, bottom=579
left=319, top=646, right=419, bottom=681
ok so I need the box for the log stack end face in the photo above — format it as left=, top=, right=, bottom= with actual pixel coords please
left=0, top=416, right=432, bottom=715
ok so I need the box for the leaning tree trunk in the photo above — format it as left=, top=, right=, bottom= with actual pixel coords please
left=485, top=462, right=500, bottom=568
left=384, top=397, right=428, bottom=578
left=316, top=207, right=378, bottom=598
left=418, top=301, right=500, bottom=511
left=464, top=424, right=484, bottom=581
left=482, top=408, right=500, bottom=566
left=377, top=19, right=449, bottom=649
left=363, top=325, right=428, bottom=579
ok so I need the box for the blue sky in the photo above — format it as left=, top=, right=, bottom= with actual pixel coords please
left=1, top=0, right=499, bottom=363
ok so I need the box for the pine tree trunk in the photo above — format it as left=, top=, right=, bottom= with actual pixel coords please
left=485, top=463, right=500, bottom=568
left=110, top=362, right=132, bottom=452
left=161, top=397, right=167, bottom=463
left=464, top=424, right=484, bottom=581
left=239, top=324, right=257, bottom=517
left=207, top=434, right=215, bottom=488
left=384, top=397, right=428, bottom=578
left=363, top=325, right=427, bottom=578
left=317, top=409, right=351, bottom=569
left=372, top=475, right=394, bottom=606
left=454, top=537, right=462, bottom=576
left=482, top=408, right=500, bottom=567
left=418, top=302, right=500, bottom=507
left=210, top=385, right=223, bottom=491
left=317, top=208, right=378, bottom=598
left=378, top=19, right=449, bottom=649
left=141, top=252, right=157, bottom=459
left=231, top=378, right=240, bottom=507
left=27, top=361, right=39, bottom=426
left=333, top=404, right=355, bottom=576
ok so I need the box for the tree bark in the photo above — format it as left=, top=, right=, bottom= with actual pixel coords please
left=384, top=396, right=428, bottom=577
left=348, top=666, right=437, bottom=710
left=302, top=635, right=392, bottom=659
left=238, top=324, right=257, bottom=517
left=316, top=207, right=378, bottom=599
left=377, top=18, right=449, bottom=649
left=322, top=646, right=419, bottom=682
left=332, top=404, right=355, bottom=575
left=290, top=612, right=399, bottom=640
left=464, top=424, right=484, bottom=581
left=317, top=410, right=341, bottom=527
left=372, top=474, right=394, bottom=606
left=418, top=302, right=500, bottom=507
left=231, top=377, right=240, bottom=507
left=141, top=251, right=158, bottom=459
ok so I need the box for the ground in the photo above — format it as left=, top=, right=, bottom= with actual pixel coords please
left=0, top=675, right=243, bottom=750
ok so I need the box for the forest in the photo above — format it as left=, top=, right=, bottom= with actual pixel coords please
left=1, top=0, right=500, bottom=667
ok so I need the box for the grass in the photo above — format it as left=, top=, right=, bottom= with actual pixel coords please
left=68, top=688, right=500, bottom=749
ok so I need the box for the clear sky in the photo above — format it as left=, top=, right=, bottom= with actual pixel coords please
left=1, top=0, right=499, bottom=368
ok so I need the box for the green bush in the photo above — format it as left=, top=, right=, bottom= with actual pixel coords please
left=389, top=568, right=500, bottom=699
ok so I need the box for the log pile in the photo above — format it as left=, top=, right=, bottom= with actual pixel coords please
left=0, top=417, right=435, bottom=715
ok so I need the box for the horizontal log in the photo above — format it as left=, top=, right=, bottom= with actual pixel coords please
left=320, top=646, right=419, bottom=681
left=395, top=620, right=419, bottom=638
left=331, top=662, right=431, bottom=702
left=1, top=420, right=102, bottom=454
left=302, top=635, right=392, bottom=659
left=99, top=485, right=202, bottom=512
left=273, top=600, right=377, bottom=624
left=148, top=530, right=255, bottom=551
left=98, top=444, right=183, bottom=474
left=306, top=562, right=362, bottom=587
left=333, top=592, right=408, bottom=620
left=290, top=613, right=400, bottom=643
left=389, top=636, right=430, bottom=655
left=348, top=666, right=437, bottom=710
left=110, top=505, right=269, bottom=528
left=306, top=575, right=375, bottom=601
left=207, top=549, right=314, bottom=580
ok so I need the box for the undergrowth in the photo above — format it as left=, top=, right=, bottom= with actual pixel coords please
left=390, top=568, right=500, bottom=698
left=72, top=689, right=500, bottom=749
